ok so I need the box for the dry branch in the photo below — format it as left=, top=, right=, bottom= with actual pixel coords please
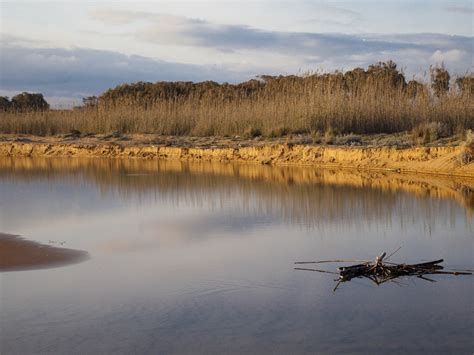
left=295, top=252, right=472, bottom=292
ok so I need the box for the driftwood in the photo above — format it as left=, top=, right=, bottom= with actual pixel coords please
left=295, top=251, right=472, bottom=292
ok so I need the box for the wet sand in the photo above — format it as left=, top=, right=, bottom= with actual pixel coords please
left=0, top=233, right=89, bottom=272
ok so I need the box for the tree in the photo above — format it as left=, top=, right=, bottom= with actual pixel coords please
left=366, top=61, right=406, bottom=91
left=0, top=96, right=11, bottom=111
left=11, top=92, right=49, bottom=111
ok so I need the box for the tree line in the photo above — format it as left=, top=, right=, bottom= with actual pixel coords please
left=0, top=92, right=49, bottom=112
left=84, top=62, right=472, bottom=109
left=1, top=62, right=472, bottom=112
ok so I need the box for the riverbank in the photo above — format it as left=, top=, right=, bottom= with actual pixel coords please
left=0, top=134, right=473, bottom=177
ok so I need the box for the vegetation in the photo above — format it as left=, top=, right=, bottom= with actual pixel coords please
left=458, top=130, right=473, bottom=165
left=0, top=62, right=472, bottom=138
left=0, top=92, right=49, bottom=112
left=430, top=65, right=451, bottom=98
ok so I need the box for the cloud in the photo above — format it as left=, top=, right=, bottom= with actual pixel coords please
left=0, top=33, right=52, bottom=47
left=444, top=6, right=474, bottom=14
left=90, top=10, right=472, bottom=56
left=0, top=42, right=254, bottom=106
left=430, top=49, right=464, bottom=63
left=1, top=10, right=473, bottom=106
left=305, top=5, right=363, bottom=29
left=90, top=10, right=473, bottom=72
left=91, top=10, right=375, bottom=55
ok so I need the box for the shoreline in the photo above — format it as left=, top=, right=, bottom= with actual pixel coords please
left=0, top=233, right=89, bottom=272
left=0, top=135, right=473, bottom=178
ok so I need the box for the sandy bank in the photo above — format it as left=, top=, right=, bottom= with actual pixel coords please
left=0, top=135, right=472, bottom=177
left=0, top=233, right=89, bottom=272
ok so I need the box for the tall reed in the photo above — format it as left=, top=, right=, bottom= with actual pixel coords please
left=1, top=62, right=472, bottom=137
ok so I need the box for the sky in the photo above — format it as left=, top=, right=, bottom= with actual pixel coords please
left=0, top=0, right=473, bottom=106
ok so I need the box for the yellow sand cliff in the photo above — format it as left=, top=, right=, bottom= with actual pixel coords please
left=1, top=140, right=472, bottom=177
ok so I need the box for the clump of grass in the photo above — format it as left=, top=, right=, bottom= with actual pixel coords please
left=243, top=126, right=262, bottom=139
left=310, top=130, right=322, bottom=144
left=458, top=130, right=474, bottom=165
left=412, top=122, right=451, bottom=145
left=324, top=127, right=335, bottom=145
left=268, top=127, right=290, bottom=138
left=338, top=133, right=362, bottom=146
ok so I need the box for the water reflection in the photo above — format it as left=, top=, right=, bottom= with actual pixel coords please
left=0, top=157, right=473, bottom=354
left=0, top=157, right=472, bottom=232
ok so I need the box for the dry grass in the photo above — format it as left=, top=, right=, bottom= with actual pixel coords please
left=411, top=121, right=452, bottom=145
left=1, top=65, right=472, bottom=138
left=458, top=130, right=474, bottom=165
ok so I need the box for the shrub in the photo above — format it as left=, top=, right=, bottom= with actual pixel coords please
left=0, top=97, right=11, bottom=111
left=324, top=127, right=335, bottom=145
left=310, top=130, right=322, bottom=144
left=268, top=127, right=290, bottom=138
left=244, top=127, right=262, bottom=138
left=458, top=130, right=474, bottom=165
left=11, top=92, right=49, bottom=112
left=412, top=122, right=450, bottom=144
left=430, top=65, right=450, bottom=97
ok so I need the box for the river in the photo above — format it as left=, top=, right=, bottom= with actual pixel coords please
left=0, top=158, right=473, bottom=354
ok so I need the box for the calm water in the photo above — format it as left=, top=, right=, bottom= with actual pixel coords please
left=0, top=158, right=473, bottom=354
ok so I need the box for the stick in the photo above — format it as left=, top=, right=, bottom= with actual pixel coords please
left=385, top=246, right=402, bottom=261
left=411, top=259, right=444, bottom=267
left=333, top=280, right=342, bottom=292
left=294, top=259, right=369, bottom=264
left=294, top=267, right=339, bottom=274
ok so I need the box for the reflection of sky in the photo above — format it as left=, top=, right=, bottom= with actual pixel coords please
left=1, top=160, right=473, bottom=354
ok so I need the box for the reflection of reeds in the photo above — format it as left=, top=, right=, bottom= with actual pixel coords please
left=0, top=64, right=472, bottom=136
left=1, top=157, right=472, bottom=227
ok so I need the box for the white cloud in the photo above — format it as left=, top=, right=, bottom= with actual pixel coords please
left=88, top=10, right=473, bottom=75
left=89, top=10, right=473, bottom=58
left=0, top=42, right=254, bottom=104
left=430, top=49, right=464, bottom=64
left=1, top=9, right=472, bottom=106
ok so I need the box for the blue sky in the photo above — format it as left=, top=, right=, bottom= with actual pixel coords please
left=1, top=0, right=473, bottom=106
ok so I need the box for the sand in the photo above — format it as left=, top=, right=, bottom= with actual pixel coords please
left=0, top=233, right=89, bottom=272
left=0, top=134, right=473, bottom=177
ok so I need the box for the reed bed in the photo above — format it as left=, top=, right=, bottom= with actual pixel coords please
left=1, top=63, right=472, bottom=137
